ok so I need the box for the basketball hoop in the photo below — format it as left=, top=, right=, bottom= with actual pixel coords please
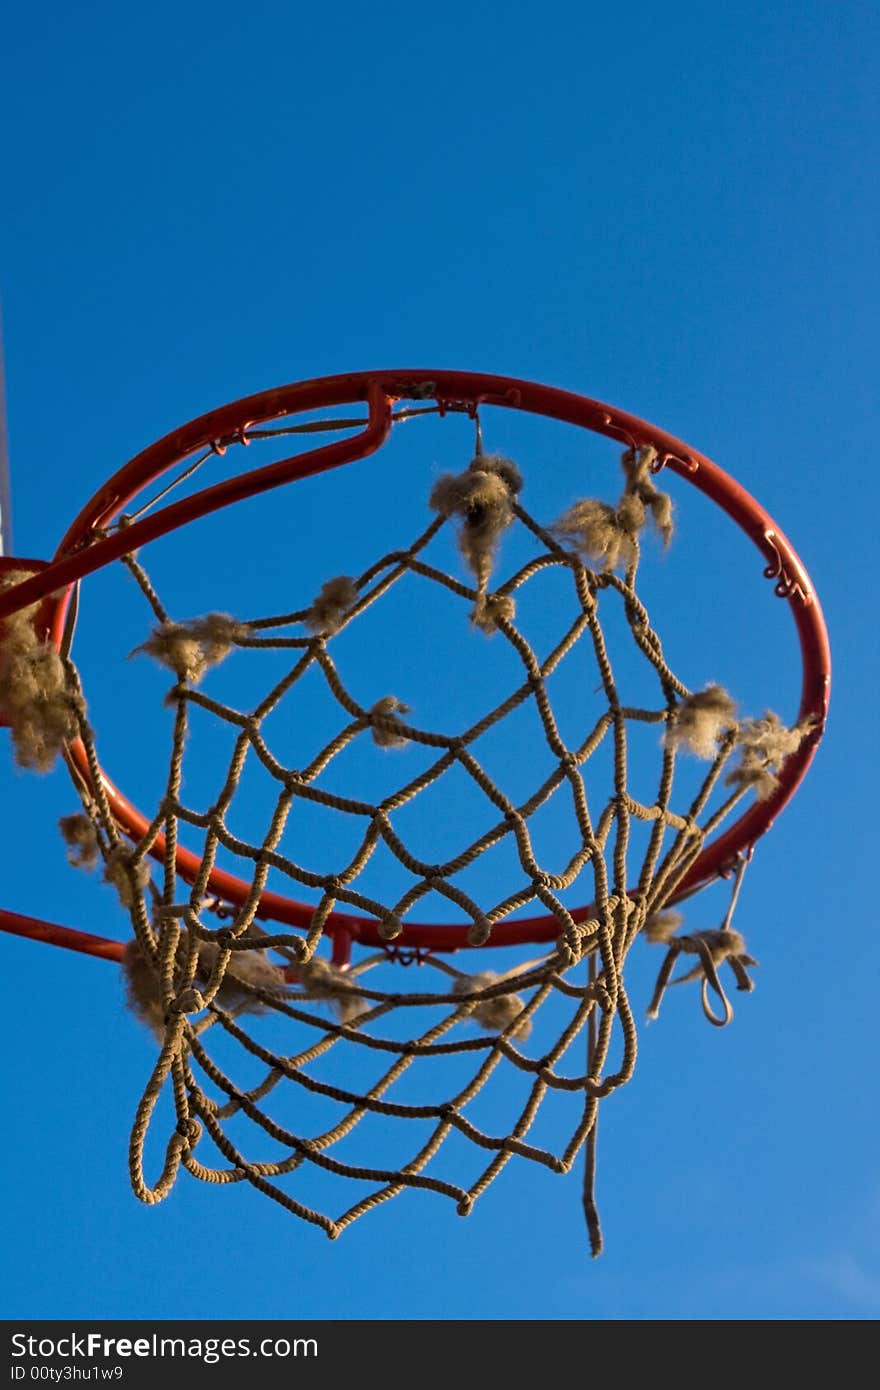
left=0, top=370, right=830, bottom=1253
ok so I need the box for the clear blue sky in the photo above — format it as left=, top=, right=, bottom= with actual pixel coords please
left=0, top=0, right=876, bottom=1322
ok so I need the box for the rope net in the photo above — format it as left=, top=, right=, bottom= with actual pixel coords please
left=4, top=427, right=809, bottom=1253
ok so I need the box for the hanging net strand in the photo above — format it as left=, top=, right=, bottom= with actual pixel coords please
left=43, top=430, right=812, bottom=1254
left=645, top=852, right=758, bottom=1025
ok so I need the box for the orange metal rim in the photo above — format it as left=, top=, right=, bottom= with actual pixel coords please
left=0, top=370, right=831, bottom=954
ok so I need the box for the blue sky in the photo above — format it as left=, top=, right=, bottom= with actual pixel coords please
left=0, top=0, right=876, bottom=1322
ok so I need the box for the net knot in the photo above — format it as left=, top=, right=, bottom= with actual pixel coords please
left=589, top=980, right=613, bottom=1013
left=429, top=454, right=523, bottom=596
left=725, top=712, right=814, bottom=801
left=471, top=590, right=516, bottom=635
left=104, top=843, right=152, bottom=908
left=556, top=920, right=591, bottom=967
left=369, top=696, right=410, bottom=748
left=378, top=912, right=403, bottom=941
left=176, top=1117, right=202, bottom=1147
left=59, top=812, right=100, bottom=870
left=620, top=444, right=674, bottom=548
left=132, top=613, right=246, bottom=683
left=665, top=685, right=738, bottom=758
left=0, top=570, right=85, bottom=771
left=465, top=919, right=492, bottom=947
left=552, top=444, right=673, bottom=571
left=175, top=986, right=206, bottom=1014
left=305, top=576, right=359, bottom=635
